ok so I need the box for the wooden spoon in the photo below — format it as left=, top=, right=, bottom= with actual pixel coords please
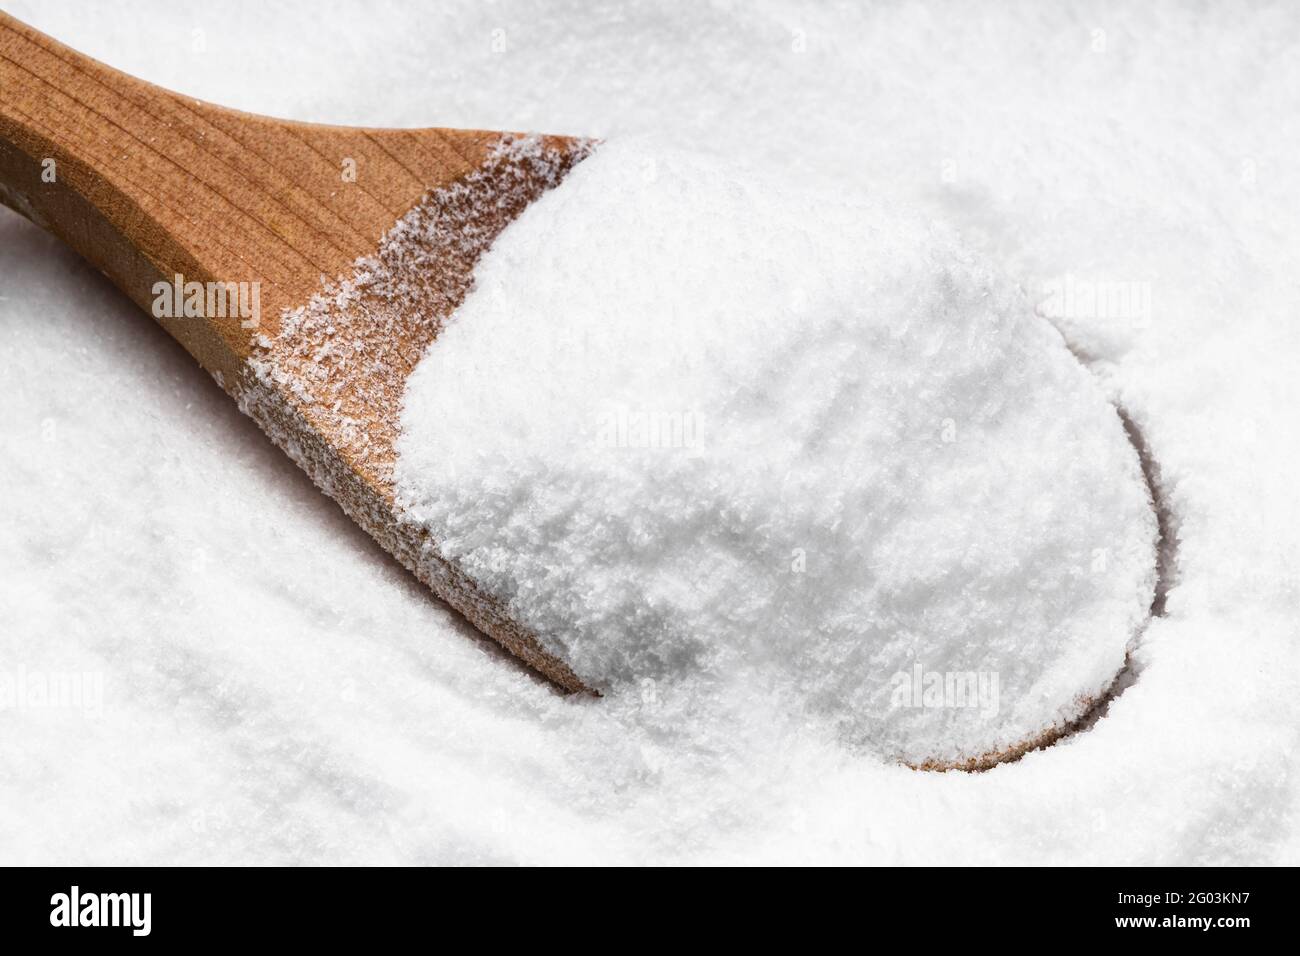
left=0, top=12, right=591, bottom=691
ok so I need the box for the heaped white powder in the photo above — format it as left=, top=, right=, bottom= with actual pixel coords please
left=393, top=143, right=1157, bottom=768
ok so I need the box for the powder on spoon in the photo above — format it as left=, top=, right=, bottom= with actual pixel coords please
left=392, top=141, right=1158, bottom=768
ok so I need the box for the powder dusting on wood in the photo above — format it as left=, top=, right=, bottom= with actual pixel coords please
left=232, top=134, right=594, bottom=692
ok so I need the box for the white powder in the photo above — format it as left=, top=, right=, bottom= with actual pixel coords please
left=393, top=143, right=1157, bottom=768
left=3, top=1, right=1299, bottom=864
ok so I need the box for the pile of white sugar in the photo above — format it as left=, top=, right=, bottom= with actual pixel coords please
left=394, top=143, right=1157, bottom=767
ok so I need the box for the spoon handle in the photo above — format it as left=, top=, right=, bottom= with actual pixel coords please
left=0, top=11, right=502, bottom=382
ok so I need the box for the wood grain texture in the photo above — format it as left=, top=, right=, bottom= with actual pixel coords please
left=0, top=11, right=591, bottom=691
